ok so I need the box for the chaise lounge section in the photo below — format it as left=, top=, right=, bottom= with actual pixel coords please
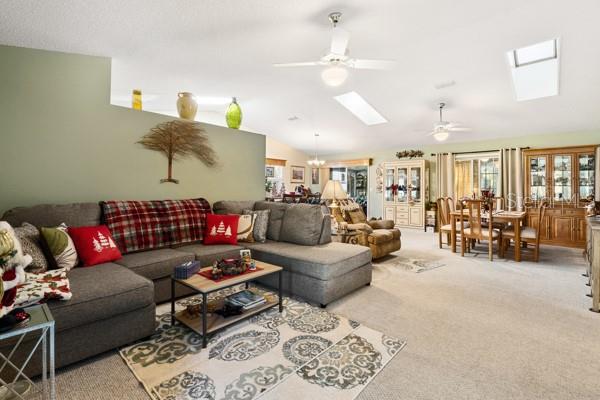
left=213, top=200, right=373, bottom=307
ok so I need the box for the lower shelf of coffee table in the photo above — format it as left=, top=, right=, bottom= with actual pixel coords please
left=174, top=299, right=279, bottom=335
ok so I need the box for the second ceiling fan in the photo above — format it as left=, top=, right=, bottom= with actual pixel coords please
left=274, top=12, right=396, bottom=87
left=427, top=103, right=471, bottom=141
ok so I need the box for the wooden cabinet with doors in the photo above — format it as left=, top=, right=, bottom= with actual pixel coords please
left=524, top=145, right=597, bottom=248
left=382, top=160, right=429, bottom=229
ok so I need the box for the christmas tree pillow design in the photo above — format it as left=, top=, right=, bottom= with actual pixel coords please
left=67, top=225, right=122, bottom=267
left=204, top=214, right=240, bottom=245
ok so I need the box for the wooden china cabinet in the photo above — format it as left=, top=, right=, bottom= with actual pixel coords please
left=382, top=160, right=429, bottom=229
left=524, top=145, right=597, bottom=248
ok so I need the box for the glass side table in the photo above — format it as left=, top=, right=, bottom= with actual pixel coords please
left=0, top=304, right=55, bottom=400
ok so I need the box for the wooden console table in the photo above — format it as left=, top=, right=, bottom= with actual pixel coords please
left=586, top=216, right=600, bottom=312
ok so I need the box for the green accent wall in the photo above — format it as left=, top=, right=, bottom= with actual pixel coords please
left=323, top=132, right=599, bottom=219
left=0, top=45, right=265, bottom=214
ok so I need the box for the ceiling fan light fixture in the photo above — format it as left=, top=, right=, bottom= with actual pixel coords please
left=433, top=129, right=449, bottom=142
left=321, top=66, right=348, bottom=87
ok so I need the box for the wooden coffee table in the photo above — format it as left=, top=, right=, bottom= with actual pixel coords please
left=170, top=260, right=283, bottom=348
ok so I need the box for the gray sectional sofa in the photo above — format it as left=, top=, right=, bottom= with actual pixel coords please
left=1, top=199, right=371, bottom=376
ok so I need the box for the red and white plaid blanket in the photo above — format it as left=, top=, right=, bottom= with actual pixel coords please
left=101, top=198, right=211, bottom=254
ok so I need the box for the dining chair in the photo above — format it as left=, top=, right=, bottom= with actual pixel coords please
left=501, top=201, right=548, bottom=262
left=437, top=197, right=468, bottom=249
left=460, top=199, right=503, bottom=261
left=482, top=196, right=508, bottom=231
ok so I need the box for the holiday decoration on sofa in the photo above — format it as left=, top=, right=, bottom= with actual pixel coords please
left=138, top=120, right=218, bottom=184
left=204, top=214, right=240, bottom=245
left=68, top=225, right=122, bottom=266
left=15, top=268, right=72, bottom=308
left=395, top=150, right=424, bottom=159
left=0, top=222, right=30, bottom=319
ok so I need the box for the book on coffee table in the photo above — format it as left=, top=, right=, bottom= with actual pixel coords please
left=225, top=290, right=266, bottom=310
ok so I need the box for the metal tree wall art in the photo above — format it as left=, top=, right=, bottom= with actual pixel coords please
left=138, top=120, right=217, bottom=184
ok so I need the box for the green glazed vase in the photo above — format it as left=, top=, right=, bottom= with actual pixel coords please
left=226, top=97, right=242, bottom=129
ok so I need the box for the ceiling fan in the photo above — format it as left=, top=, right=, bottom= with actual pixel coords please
left=427, top=103, right=471, bottom=141
left=273, top=12, right=396, bottom=87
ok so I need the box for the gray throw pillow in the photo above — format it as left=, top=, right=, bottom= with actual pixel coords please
left=279, top=204, right=323, bottom=246
left=14, top=222, right=49, bottom=273
left=253, top=202, right=288, bottom=241
left=243, top=209, right=270, bottom=243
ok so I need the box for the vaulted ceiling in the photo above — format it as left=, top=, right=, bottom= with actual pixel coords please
left=2, top=0, right=600, bottom=154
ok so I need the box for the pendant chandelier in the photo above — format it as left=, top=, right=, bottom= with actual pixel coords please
left=307, top=133, right=325, bottom=167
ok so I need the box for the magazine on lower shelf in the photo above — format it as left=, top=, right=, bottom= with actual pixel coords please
left=225, top=290, right=267, bottom=310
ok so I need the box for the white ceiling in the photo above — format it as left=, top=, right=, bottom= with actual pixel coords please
left=2, top=0, right=600, bottom=154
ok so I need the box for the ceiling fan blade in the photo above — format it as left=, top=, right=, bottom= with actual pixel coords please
left=349, top=59, right=396, bottom=70
left=330, top=27, right=350, bottom=55
left=448, top=127, right=471, bottom=131
left=273, top=61, right=321, bottom=67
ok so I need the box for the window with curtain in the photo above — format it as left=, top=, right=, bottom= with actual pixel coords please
left=454, top=153, right=500, bottom=198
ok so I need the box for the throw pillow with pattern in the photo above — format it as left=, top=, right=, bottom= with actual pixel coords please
left=243, top=209, right=270, bottom=243
left=14, top=222, right=49, bottom=273
left=204, top=214, right=240, bottom=245
left=40, top=223, right=79, bottom=271
left=68, top=225, right=122, bottom=266
left=236, top=214, right=256, bottom=243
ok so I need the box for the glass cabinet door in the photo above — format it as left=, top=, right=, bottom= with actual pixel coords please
left=529, top=156, right=547, bottom=200
left=409, top=167, right=421, bottom=202
left=384, top=168, right=395, bottom=202
left=397, top=167, right=408, bottom=202
left=579, top=154, right=595, bottom=201
left=552, top=155, right=572, bottom=202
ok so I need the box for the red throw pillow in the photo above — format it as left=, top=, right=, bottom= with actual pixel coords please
left=68, top=225, right=122, bottom=267
left=204, top=214, right=240, bottom=245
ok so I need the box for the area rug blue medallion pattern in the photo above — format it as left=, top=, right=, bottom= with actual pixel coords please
left=120, top=287, right=405, bottom=400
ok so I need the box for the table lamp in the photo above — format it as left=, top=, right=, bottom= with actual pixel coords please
left=321, top=180, right=348, bottom=209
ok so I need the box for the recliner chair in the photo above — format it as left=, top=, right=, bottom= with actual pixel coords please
left=332, top=200, right=401, bottom=259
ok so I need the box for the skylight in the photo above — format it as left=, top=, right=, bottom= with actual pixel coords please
left=507, top=39, right=560, bottom=101
left=333, top=91, right=387, bottom=125
left=513, top=39, right=557, bottom=67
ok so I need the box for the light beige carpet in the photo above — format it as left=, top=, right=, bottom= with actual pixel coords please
left=50, top=230, right=600, bottom=400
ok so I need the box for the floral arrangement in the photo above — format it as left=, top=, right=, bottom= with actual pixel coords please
left=395, top=150, right=424, bottom=159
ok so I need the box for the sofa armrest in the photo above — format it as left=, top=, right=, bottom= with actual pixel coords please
left=346, top=223, right=374, bottom=234
left=368, top=220, right=395, bottom=229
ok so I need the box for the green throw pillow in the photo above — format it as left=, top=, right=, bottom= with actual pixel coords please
left=40, top=223, right=79, bottom=270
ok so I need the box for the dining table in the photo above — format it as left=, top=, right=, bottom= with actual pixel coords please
left=450, top=209, right=528, bottom=262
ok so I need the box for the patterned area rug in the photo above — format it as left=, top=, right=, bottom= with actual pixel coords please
left=120, top=286, right=405, bottom=400
left=374, top=255, right=445, bottom=273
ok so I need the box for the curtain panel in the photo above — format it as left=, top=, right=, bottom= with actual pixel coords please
left=498, top=148, right=524, bottom=210
left=436, top=153, right=454, bottom=199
